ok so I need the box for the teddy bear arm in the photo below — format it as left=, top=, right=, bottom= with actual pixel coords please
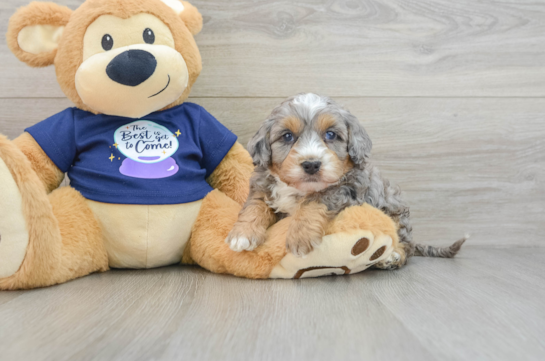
left=206, top=142, right=254, bottom=206
left=13, top=133, right=64, bottom=193
left=188, top=189, right=287, bottom=278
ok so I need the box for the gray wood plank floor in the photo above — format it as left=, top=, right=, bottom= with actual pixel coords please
left=1, top=0, right=544, bottom=360
left=0, top=247, right=544, bottom=361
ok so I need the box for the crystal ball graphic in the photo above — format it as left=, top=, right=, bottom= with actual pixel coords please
left=114, top=120, right=180, bottom=179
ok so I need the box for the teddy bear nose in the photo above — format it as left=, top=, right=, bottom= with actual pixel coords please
left=106, top=50, right=157, bottom=87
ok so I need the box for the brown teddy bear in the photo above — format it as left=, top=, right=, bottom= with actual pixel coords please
left=0, top=0, right=399, bottom=289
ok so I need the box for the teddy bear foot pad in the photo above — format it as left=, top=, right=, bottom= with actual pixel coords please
left=269, top=230, right=394, bottom=279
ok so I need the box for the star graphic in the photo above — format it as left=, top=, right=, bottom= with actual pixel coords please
left=113, top=143, right=119, bottom=148
left=175, top=130, right=181, bottom=137
left=162, top=150, right=166, bottom=154
left=109, top=154, right=115, bottom=162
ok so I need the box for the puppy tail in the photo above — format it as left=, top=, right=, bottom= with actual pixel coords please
left=413, top=234, right=469, bottom=258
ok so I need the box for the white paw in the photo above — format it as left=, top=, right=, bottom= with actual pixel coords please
left=375, top=251, right=402, bottom=270
left=226, top=236, right=256, bottom=252
left=389, top=251, right=401, bottom=263
left=381, top=251, right=400, bottom=265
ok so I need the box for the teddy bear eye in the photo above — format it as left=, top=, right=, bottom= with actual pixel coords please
left=143, top=28, right=155, bottom=44
left=101, top=34, right=113, bottom=51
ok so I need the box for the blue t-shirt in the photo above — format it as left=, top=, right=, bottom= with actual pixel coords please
left=25, top=103, right=237, bottom=205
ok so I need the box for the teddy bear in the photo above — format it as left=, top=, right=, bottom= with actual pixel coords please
left=0, top=0, right=399, bottom=290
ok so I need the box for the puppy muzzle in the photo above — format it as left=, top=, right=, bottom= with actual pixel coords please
left=301, top=160, right=322, bottom=175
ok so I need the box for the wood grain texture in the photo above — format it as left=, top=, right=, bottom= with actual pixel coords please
left=0, top=247, right=543, bottom=361
left=2, top=0, right=545, bottom=97
left=1, top=97, right=543, bottom=247
left=1, top=1, right=544, bottom=359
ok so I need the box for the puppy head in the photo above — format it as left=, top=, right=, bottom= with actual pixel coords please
left=248, top=93, right=372, bottom=193
left=7, top=0, right=203, bottom=118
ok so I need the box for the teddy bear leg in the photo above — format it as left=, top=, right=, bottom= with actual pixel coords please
left=326, top=204, right=407, bottom=270
left=0, top=138, right=108, bottom=290
left=48, top=187, right=109, bottom=283
left=0, top=186, right=108, bottom=290
left=187, top=190, right=288, bottom=279
left=268, top=204, right=402, bottom=278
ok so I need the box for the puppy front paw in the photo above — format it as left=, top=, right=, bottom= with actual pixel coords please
left=226, top=234, right=252, bottom=252
left=225, top=222, right=266, bottom=252
left=286, top=232, right=322, bottom=257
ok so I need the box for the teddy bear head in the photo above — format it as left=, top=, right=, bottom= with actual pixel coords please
left=7, top=0, right=203, bottom=118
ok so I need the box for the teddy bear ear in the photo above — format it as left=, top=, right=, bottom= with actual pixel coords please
left=179, top=1, right=203, bottom=35
left=6, top=2, right=72, bottom=68
left=160, top=0, right=203, bottom=35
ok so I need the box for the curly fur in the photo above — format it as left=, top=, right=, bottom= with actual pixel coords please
left=241, top=93, right=465, bottom=264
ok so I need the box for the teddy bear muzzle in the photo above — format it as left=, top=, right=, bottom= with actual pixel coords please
left=75, top=44, right=189, bottom=118
left=106, top=49, right=158, bottom=87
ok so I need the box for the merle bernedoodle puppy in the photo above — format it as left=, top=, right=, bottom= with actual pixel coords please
left=225, top=93, right=465, bottom=269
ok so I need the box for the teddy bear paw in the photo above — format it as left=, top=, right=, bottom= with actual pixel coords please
left=269, top=229, right=395, bottom=278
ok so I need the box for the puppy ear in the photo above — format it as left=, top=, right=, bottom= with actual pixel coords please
left=247, top=121, right=272, bottom=168
left=160, top=0, right=203, bottom=35
left=7, top=2, right=72, bottom=68
left=345, top=113, right=372, bottom=166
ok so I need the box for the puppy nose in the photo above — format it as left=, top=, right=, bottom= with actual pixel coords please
left=301, top=161, right=321, bottom=175
left=106, top=50, right=157, bottom=86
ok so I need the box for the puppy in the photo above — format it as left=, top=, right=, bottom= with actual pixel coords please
left=226, top=93, right=465, bottom=269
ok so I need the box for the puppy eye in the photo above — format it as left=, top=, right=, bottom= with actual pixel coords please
left=101, top=34, right=113, bottom=51
left=283, top=133, right=294, bottom=142
left=143, top=28, right=155, bottom=44
left=325, top=131, right=337, bottom=141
